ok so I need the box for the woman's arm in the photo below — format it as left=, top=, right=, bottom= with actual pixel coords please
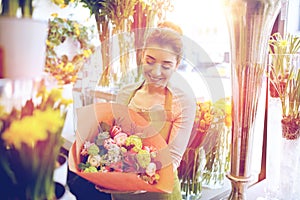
left=168, top=87, right=197, bottom=170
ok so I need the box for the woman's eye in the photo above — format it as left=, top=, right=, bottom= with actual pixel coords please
left=162, top=64, right=172, bottom=69
left=146, top=58, right=155, bottom=65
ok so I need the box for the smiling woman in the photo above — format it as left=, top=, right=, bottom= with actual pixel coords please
left=112, top=25, right=197, bottom=200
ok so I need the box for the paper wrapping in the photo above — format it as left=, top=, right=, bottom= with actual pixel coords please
left=68, top=102, right=174, bottom=193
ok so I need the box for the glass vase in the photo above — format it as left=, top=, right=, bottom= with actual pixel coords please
left=178, top=147, right=206, bottom=200
left=265, top=103, right=300, bottom=200
left=222, top=0, right=281, bottom=199
left=201, top=122, right=231, bottom=189
left=265, top=53, right=300, bottom=199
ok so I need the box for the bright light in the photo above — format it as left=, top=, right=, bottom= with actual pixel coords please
left=167, top=0, right=229, bottom=62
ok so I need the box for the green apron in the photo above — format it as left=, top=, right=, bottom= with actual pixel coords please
left=111, top=88, right=182, bottom=200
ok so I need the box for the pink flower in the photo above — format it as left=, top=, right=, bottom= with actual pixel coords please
left=81, top=141, right=92, bottom=156
left=114, top=132, right=128, bottom=146
left=110, top=125, right=122, bottom=138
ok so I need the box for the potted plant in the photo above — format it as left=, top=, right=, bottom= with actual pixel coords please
left=268, top=32, right=300, bottom=140
left=267, top=32, right=300, bottom=199
left=0, top=0, right=48, bottom=79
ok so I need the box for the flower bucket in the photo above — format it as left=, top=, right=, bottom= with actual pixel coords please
left=0, top=17, right=48, bottom=79
left=68, top=102, right=174, bottom=193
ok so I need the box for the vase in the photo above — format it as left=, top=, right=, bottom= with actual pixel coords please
left=264, top=53, right=300, bottom=199
left=178, top=147, right=206, bottom=200
left=0, top=17, right=48, bottom=79
left=201, top=122, right=231, bottom=189
left=222, top=0, right=281, bottom=199
left=265, top=100, right=300, bottom=200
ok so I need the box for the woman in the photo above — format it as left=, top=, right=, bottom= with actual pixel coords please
left=112, top=25, right=197, bottom=200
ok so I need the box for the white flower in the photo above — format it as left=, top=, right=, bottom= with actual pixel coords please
left=145, top=162, right=157, bottom=177
left=87, top=154, right=101, bottom=167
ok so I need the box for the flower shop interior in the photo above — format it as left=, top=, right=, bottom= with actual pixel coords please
left=0, top=0, right=300, bottom=199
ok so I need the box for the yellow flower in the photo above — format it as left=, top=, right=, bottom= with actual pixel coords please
left=48, top=88, right=63, bottom=103
left=46, top=40, right=51, bottom=46
left=125, top=135, right=143, bottom=152
left=83, top=49, right=92, bottom=58
left=34, top=109, right=64, bottom=135
left=64, top=62, right=75, bottom=72
left=57, top=62, right=65, bottom=70
left=51, top=13, right=58, bottom=18
left=36, top=86, right=49, bottom=102
left=74, top=23, right=80, bottom=36
left=278, top=40, right=288, bottom=48
left=60, top=98, right=73, bottom=107
left=2, top=116, right=48, bottom=149
left=60, top=4, right=67, bottom=8
left=1, top=108, right=65, bottom=150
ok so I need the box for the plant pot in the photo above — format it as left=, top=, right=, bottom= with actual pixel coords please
left=281, top=117, right=300, bottom=140
left=0, top=17, right=48, bottom=79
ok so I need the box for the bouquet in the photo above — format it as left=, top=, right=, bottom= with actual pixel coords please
left=78, top=120, right=162, bottom=184
left=68, top=102, right=174, bottom=193
left=0, top=78, right=72, bottom=200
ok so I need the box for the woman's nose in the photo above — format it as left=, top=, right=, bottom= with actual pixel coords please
left=151, top=64, right=162, bottom=76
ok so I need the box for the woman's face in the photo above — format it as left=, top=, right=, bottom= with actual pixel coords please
left=142, top=44, right=178, bottom=88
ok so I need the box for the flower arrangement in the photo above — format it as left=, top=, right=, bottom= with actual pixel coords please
left=68, top=102, right=174, bottom=192
left=201, top=97, right=231, bottom=188
left=178, top=100, right=213, bottom=198
left=0, top=79, right=72, bottom=199
left=78, top=119, right=161, bottom=185
left=268, top=32, right=300, bottom=139
left=45, top=14, right=95, bottom=85
left=178, top=97, right=232, bottom=196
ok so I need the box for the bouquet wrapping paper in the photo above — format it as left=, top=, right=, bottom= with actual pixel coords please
left=68, top=102, right=174, bottom=193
